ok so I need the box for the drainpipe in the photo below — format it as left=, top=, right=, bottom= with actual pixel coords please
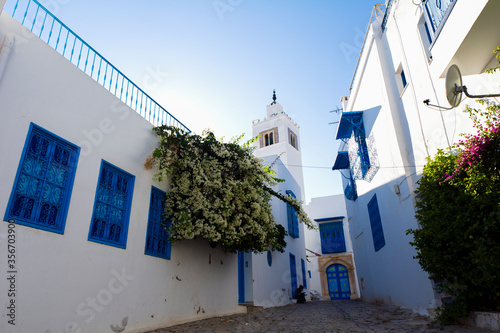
left=0, top=34, right=15, bottom=82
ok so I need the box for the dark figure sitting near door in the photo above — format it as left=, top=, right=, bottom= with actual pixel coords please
left=295, top=285, right=306, bottom=303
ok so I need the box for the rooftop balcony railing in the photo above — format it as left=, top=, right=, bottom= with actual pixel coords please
left=4, top=0, right=190, bottom=133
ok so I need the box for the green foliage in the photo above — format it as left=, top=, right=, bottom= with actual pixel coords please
left=408, top=101, right=500, bottom=325
left=149, top=125, right=313, bottom=253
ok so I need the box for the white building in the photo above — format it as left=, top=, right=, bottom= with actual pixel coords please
left=304, top=194, right=359, bottom=301
left=0, top=2, right=248, bottom=332
left=243, top=91, right=309, bottom=307
left=332, top=0, right=500, bottom=315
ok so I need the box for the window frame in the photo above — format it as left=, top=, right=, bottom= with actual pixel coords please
left=259, top=127, right=278, bottom=148
left=4, top=123, right=80, bottom=234
left=288, top=128, right=298, bottom=150
left=144, top=186, right=172, bottom=260
left=88, top=160, right=135, bottom=249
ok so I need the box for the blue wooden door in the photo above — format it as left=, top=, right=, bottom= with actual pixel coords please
left=327, top=264, right=351, bottom=300
left=238, top=251, right=245, bottom=303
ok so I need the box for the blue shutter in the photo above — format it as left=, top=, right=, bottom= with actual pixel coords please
left=88, top=161, right=134, bottom=249
left=4, top=123, right=80, bottom=234
left=286, top=190, right=299, bottom=238
left=320, top=221, right=346, bottom=254
left=367, top=194, right=385, bottom=252
left=289, top=253, right=297, bottom=298
left=145, top=187, right=171, bottom=259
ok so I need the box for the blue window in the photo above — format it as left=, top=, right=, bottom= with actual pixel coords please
left=4, top=123, right=80, bottom=234
left=286, top=190, right=299, bottom=238
left=145, top=186, right=171, bottom=259
left=319, top=221, right=346, bottom=253
left=88, top=161, right=134, bottom=249
left=401, top=69, right=407, bottom=89
left=367, top=194, right=385, bottom=252
left=267, top=250, right=272, bottom=267
left=301, top=258, right=307, bottom=289
left=289, top=253, right=297, bottom=298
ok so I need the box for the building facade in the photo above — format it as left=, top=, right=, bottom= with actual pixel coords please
left=332, top=0, right=500, bottom=315
left=304, top=194, right=359, bottom=301
left=242, top=92, right=309, bottom=307
left=0, top=2, right=247, bottom=332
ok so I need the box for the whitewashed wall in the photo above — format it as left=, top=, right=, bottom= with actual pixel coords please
left=0, top=12, right=244, bottom=333
left=338, top=0, right=500, bottom=315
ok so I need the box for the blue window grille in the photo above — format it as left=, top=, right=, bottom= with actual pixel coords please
left=286, top=190, right=299, bottom=238
left=289, top=253, right=298, bottom=298
left=367, top=194, right=385, bottom=252
left=145, top=187, right=171, bottom=259
left=301, top=258, right=307, bottom=289
left=88, top=161, right=135, bottom=249
left=319, top=221, right=346, bottom=254
left=4, top=123, right=80, bottom=234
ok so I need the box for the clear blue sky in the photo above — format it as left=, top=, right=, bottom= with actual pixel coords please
left=31, top=0, right=382, bottom=202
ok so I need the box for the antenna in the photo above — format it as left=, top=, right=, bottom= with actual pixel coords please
left=424, top=64, right=500, bottom=110
left=329, top=106, right=342, bottom=125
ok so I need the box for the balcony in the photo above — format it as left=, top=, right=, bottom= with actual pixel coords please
left=430, top=0, right=500, bottom=77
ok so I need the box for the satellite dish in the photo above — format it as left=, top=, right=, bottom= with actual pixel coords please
left=425, top=65, right=500, bottom=110
left=445, top=64, right=462, bottom=108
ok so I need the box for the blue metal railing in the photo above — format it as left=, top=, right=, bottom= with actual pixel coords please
left=381, top=0, right=394, bottom=32
left=5, top=0, right=190, bottom=133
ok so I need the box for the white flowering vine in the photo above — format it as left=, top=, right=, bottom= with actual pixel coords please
left=147, top=126, right=313, bottom=253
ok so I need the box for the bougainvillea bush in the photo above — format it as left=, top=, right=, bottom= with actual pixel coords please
left=147, top=125, right=313, bottom=253
left=408, top=100, right=500, bottom=325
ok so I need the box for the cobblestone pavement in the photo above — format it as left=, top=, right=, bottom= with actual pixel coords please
left=147, top=300, right=491, bottom=333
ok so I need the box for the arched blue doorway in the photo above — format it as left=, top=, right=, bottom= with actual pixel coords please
left=326, top=264, right=351, bottom=300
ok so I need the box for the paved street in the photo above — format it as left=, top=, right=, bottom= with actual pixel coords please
left=147, top=300, right=490, bottom=333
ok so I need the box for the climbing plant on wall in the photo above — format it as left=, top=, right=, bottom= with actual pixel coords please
left=146, top=125, right=313, bottom=253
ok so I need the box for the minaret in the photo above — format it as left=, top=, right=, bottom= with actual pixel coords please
left=252, top=90, right=305, bottom=202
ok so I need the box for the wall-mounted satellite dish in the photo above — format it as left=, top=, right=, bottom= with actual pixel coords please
left=445, top=64, right=500, bottom=107
left=445, top=64, right=463, bottom=108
